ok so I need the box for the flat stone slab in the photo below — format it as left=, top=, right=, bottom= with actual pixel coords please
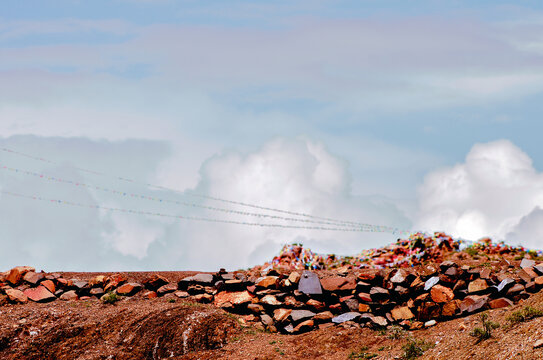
left=332, top=312, right=361, bottom=324
left=298, top=271, right=322, bottom=295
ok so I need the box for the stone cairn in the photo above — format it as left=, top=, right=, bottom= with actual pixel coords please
left=1, top=236, right=543, bottom=334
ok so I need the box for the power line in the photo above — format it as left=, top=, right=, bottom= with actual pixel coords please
left=0, top=190, right=410, bottom=234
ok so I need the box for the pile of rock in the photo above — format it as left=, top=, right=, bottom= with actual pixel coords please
left=2, top=257, right=543, bottom=334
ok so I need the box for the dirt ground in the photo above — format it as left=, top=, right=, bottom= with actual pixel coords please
left=2, top=271, right=543, bottom=360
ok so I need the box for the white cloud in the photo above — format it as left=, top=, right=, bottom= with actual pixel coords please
left=416, top=139, right=543, bottom=247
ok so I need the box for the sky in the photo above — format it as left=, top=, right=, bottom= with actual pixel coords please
left=2, top=0, right=543, bottom=271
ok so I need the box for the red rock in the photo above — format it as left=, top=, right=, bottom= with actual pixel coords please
left=115, top=282, right=142, bottom=296
left=5, top=288, right=27, bottom=303
left=6, top=266, right=35, bottom=286
left=41, top=279, right=55, bottom=294
left=358, top=303, right=371, bottom=312
left=80, top=296, right=91, bottom=300
left=357, top=292, right=372, bottom=302
left=288, top=272, right=301, bottom=284
left=56, top=278, right=69, bottom=288
left=479, top=268, right=491, bottom=279
left=143, top=291, right=158, bottom=299
left=59, top=290, right=78, bottom=301
left=293, top=319, right=314, bottom=333
left=314, top=311, right=334, bottom=321
left=89, top=275, right=106, bottom=287
left=329, top=303, right=342, bottom=312
left=431, top=285, right=454, bottom=303
left=192, top=293, right=213, bottom=303
left=255, top=276, right=278, bottom=289
left=142, top=274, right=169, bottom=290
left=247, top=303, right=265, bottom=313
left=320, top=276, right=356, bottom=291
left=23, top=271, right=44, bottom=285
left=536, top=276, right=543, bottom=286
left=468, top=279, right=488, bottom=293
left=273, top=308, right=292, bottom=322
left=391, top=306, right=414, bottom=320
left=519, top=268, right=538, bottom=283
left=489, top=298, right=513, bottom=309
left=460, top=295, right=488, bottom=314
left=260, top=295, right=282, bottom=306
left=418, top=302, right=440, bottom=321
left=442, top=300, right=460, bottom=317
left=174, top=291, right=189, bottom=298
left=104, top=273, right=127, bottom=292
left=214, top=291, right=253, bottom=307
left=24, top=285, right=56, bottom=303
left=157, top=283, right=178, bottom=296
left=306, top=299, right=326, bottom=311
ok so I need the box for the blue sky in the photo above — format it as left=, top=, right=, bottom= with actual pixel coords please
left=2, top=1, right=543, bottom=270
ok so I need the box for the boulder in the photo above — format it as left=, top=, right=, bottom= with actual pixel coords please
left=24, top=286, right=56, bottom=303
left=142, top=274, right=169, bottom=290
left=489, top=298, right=513, bottom=309
left=431, top=285, right=454, bottom=303
left=288, top=272, right=301, bottom=284
left=6, top=266, right=35, bottom=286
left=41, top=279, right=56, bottom=294
left=298, top=271, right=322, bottom=295
left=468, top=279, right=488, bottom=294
left=441, top=300, right=460, bottom=317
left=391, top=306, right=414, bottom=321
left=255, top=276, right=278, bottom=289
left=23, top=271, right=44, bottom=285
left=59, top=290, right=78, bottom=301
left=5, top=288, right=28, bottom=303
left=213, top=291, right=253, bottom=307
left=157, top=283, right=178, bottom=296
left=273, top=308, right=292, bottom=322
left=116, top=282, right=142, bottom=296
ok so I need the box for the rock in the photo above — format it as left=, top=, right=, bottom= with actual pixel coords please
left=157, top=283, right=178, bottom=296
left=425, top=320, right=437, bottom=327
left=440, top=261, right=457, bottom=271
left=247, top=303, right=265, bottom=313
left=418, top=302, right=441, bottom=321
left=290, top=309, right=316, bottom=323
left=192, top=293, right=213, bottom=303
left=174, top=291, right=190, bottom=298
left=298, top=271, right=322, bottom=295
left=489, top=298, right=513, bottom=309
left=518, top=268, right=538, bottom=283
left=314, top=311, right=334, bottom=322
left=260, top=295, right=282, bottom=306
left=214, top=291, right=253, bottom=307
left=534, top=339, right=543, bottom=349
left=59, top=290, right=78, bottom=301
left=369, top=287, right=389, bottom=298
left=332, top=312, right=361, bottom=324
left=431, top=285, right=454, bottom=303
left=89, top=275, right=106, bottom=287
left=41, top=279, right=55, bottom=294
left=255, top=276, right=278, bottom=289
left=341, top=297, right=359, bottom=312
left=306, top=299, right=326, bottom=311
left=104, top=274, right=127, bottom=292
left=520, top=258, right=536, bottom=269
left=506, top=283, right=525, bottom=295
left=116, top=283, right=142, bottom=296
left=6, top=266, right=35, bottom=286
left=536, top=276, right=543, bottom=286
left=5, top=288, right=28, bottom=303
left=192, top=273, right=215, bottom=284
left=89, top=288, right=105, bottom=297
left=320, top=276, right=356, bottom=291
left=357, top=292, right=372, bottom=302
left=391, top=306, right=414, bottom=320
left=288, top=272, right=301, bottom=284
left=370, top=316, right=388, bottom=327
left=390, top=269, right=408, bottom=284
left=293, top=319, right=314, bottom=333
left=497, top=278, right=515, bottom=293
left=442, top=300, right=460, bottom=317
left=24, top=286, right=56, bottom=303
left=460, top=295, right=488, bottom=314
left=142, top=274, right=169, bottom=290
left=424, top=276, right=440, bottom=291
left=358, top=304, right=370, bottom=312
left=143, top=291, right=158, bottom=299
left=468, top=279, right=488, bottom=294
left=274, top=308, right=292, bottom=322
left=23, top=271, right=44, bottom=285
left=260, top=314, right=274, bottom=327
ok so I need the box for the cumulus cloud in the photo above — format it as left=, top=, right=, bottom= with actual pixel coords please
left=416, top=139, right=543, bottom=247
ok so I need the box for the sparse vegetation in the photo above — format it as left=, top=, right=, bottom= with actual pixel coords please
left=101, top=292, right=120, bottom=304
left=168, top=298, right=176, bottom=303
left=507, top=306, right=543, bottom=325
left=348, top=346, right=377, bottom=359
left=465, top=247, right=479, bottom=257
left=401, top=337, right=434, bottom=360
left=387, top=325, right=408, bottom=340
left=470, top=313, right=499, bottom=343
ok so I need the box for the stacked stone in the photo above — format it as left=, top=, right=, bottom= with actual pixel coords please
left=2, top=257, right=543, bottom=335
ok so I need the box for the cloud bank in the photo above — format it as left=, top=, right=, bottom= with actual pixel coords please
left=416, top=139, right=543, bottom=248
